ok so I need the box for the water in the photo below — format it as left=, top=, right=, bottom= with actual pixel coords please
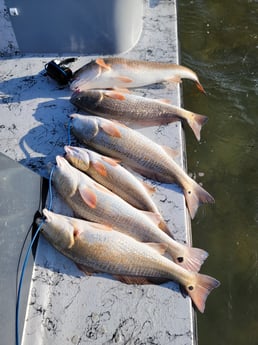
left=178, top=1, right=258, bottom=344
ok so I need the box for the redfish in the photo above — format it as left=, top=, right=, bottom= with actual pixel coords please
left=64, top=145, right=160, bottom=215
left=70, top=57, right=205, bottom=93
left=51, top=156, right=208, bottom=272
left=70, top=90, right=207, bottom=141
left=41, top=209, right=220, bottom=313
left=70, top=114, right=214, bottom=219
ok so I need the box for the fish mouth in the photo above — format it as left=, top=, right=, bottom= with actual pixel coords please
left=43, top=208, right=51, bottom=223
left=55, top=155, right=67, bottom=168
left=64, top=145, right=73, bottom=156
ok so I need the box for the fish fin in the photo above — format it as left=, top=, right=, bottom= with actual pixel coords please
left=100, top=121, right=122, bottom=138
left=146, top=242, right=168, bottom=255
left=140, top=210, right=163, bottom=227
left=116, top=75, right=133, bottom=83
left=91, top=160, right=107, bottom=176
left=89, top=222, right=113, bottom=231
left=186, top=113, right=208, bottom=141
left=187, top=273, right=220, bottom=313
left=158, top=99, right=172, bottom=104
left=141, top=181, right=156, bottom=195
left=171, top=246, right=209, bottom=272
left=76, top=263, right=97, bottom=275
left=112, top=87, right=130, bottom=93
left=161, top=145, right=179, bottom=159
left=158, top=221, right=174, bottom=237
left=166, top=75, right=182, bottom=83
left=196, top=82, right=206, bottom=94
left=114, top=275, right=152, bottom=285
left=184, top=183, right=215, bottom=219
left=78, top=186, right=97, bottom=208
left=104, top=90, right=126, bottom=101
left=96, top=58, right=111, bottom=70
left=101, top=156, right=121, bottom=166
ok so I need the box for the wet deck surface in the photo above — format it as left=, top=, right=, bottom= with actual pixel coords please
left=0, top=1, right=196, bottom=344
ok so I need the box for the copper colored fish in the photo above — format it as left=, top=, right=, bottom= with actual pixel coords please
left=41, top=209, right=220, bottom=313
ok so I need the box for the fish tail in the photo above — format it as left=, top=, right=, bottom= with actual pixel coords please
left=187, top=113, right=208, bottom=141
left=196, top=81, right=206, bottom=94
left=187, top=273, right=220, bottom=313
left=184, top=182, right=215, bottom=219
left=169, top=245, right=208, bottom=272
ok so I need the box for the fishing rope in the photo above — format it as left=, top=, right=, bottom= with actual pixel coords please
left=16, top=116, right=72, bottom=345
left=15, top=165, right=56, bottom=345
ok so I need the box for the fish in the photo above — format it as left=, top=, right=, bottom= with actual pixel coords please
left=40, top=209, right=220, bottom=313
left=64, top=145, right=161, bottom=215
left=70, top=57, right=205, bottom=93
left=70, top=114, right=215, bottom=219
left=51, top=156, right=209, bottom=272
left=70, top=90, right=208, bottom=141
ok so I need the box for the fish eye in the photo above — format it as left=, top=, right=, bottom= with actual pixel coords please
left=188, top=285, right=194, bottom=291
left=177, top=257, right=184, bottom=263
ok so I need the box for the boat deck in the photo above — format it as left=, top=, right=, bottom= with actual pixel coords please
left=0, top=1, right=196, bottom=344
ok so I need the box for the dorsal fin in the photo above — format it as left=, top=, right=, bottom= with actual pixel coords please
left=101, top=156, right=121, bottom=167
left=140, top=210, right=162, bottom=226
left=161, top=145, right=179, bottom=158
left=89, top=222, right=113, bottom=231
left=146, top=242, right=168, bottom=255
left=141, top=180, right=156, bottom=195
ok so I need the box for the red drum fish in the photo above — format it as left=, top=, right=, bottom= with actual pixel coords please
left=70, top=114, right=215, bottom=219
left=51, top=156, right=208, bottom=272
left=41, top=209, right=220, bottom=313
left=70, top=57, right=205, bottom=93
left=70, top=89, right=207, bottom=141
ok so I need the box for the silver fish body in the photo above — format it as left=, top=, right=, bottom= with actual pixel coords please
left=52, top=156, right=208, bottom=272
left=70, top=114, right=214, bottom=219
left=70, top=89, right=207, bottom=141
left=64, top=145, right=160, bottom=215
left=41, top=209, right=220, bottom=313
left=70, top=57, right=205, bottom=93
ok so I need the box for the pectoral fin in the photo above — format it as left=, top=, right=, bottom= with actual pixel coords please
left=104, top=90, right=126, bottom=101
left=96, top=58, right=111, bottom=70
left=100, top=121, right=122, bottom=138
left=91, top=160, right=107, bottom=176
left=79, top=186, right=97, bottom=208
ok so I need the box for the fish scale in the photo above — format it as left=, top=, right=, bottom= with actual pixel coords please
left=41, top=209, right=220, bottom=313
left=71, top=114, right=214, bottom=219
left=70, top=57, right=205, bottom=93
left=52, top=156, right=209, bottom=273
left=70, top=90, right=208, bottom=141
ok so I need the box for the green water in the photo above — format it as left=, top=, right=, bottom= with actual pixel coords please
left=178, top=1, right=258, bottom=344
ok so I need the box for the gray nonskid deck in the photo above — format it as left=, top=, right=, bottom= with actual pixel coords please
left=0, top=1, right=196, bottom=344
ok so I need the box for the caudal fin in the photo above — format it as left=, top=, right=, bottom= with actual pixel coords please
left=187, top=113, right=208, bottom=141
left=184, top=182, right=215, bottom=219
left=187, top=273, right=220, bottom=313
left=169, top=245, right=208, bottom=272
left=196, top=81, right=206, bottom=94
